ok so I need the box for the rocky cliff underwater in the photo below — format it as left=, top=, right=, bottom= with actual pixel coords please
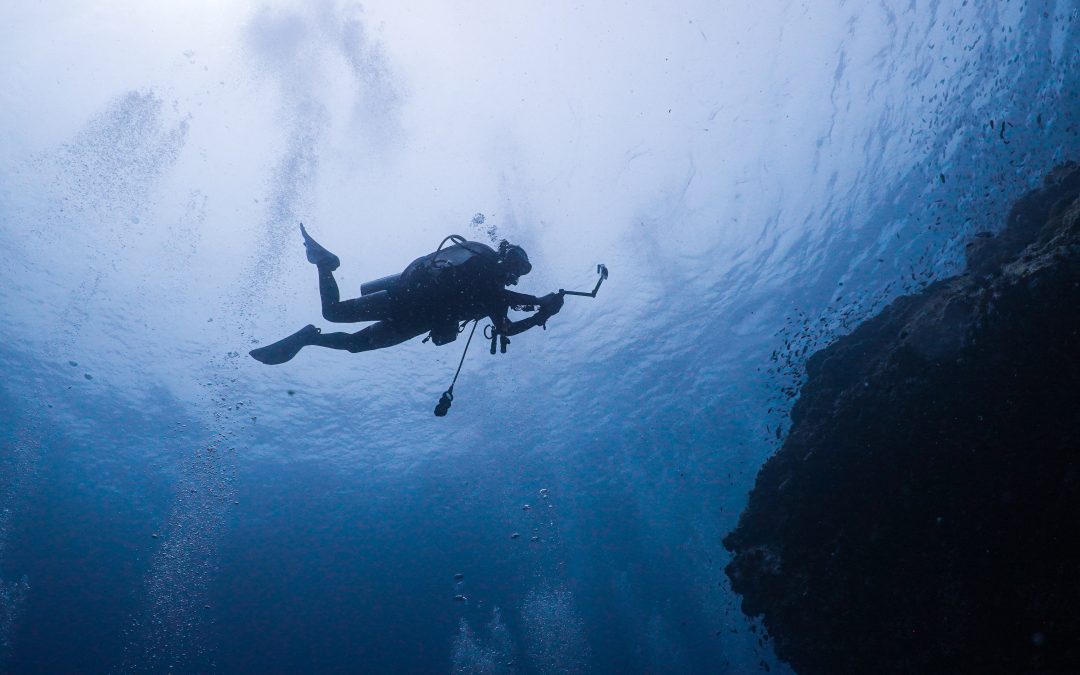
left=724, top=163, right=1080, bottom=674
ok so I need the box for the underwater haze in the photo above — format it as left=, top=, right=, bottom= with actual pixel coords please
left=2, top=1, right=1078, bottom=672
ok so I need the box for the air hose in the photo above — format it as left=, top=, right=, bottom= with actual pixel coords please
left=434, top=319, right=480, bottom=417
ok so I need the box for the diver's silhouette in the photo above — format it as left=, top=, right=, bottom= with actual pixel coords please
left=250, top=224, right=564, bottom=365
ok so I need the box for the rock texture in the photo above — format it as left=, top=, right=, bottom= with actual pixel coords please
left=724, top=163, right=1080, bottom=674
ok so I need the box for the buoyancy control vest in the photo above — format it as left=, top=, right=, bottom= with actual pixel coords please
left=360, top=239, right=499, bottom=298
left=359, top=237, right=502, bottom=345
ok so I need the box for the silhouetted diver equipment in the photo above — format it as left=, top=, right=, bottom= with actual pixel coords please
left=532, top=262, right=610, bottom=332
left=485, top=323, right=510, bottom=355
left=434, top=319, right=480, bottom=417
left=432, top=234, right=487, bottom=258
left=559, top=263, right=609, bottom=299
left=427, top=249, right=606, bottom=416
left=360, top=234, right=492, bottom=296
left=359, top=273, right=399, bottom=296
left=483, top=263, right=610, bottom=356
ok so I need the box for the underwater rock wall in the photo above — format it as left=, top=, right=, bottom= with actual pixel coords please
left=724, top=163, right=1080, bottom=674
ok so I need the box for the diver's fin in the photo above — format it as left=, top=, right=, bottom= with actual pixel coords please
left=249, top=324, right=321, bottom=365
left=300, top=222, right=340, bottom=271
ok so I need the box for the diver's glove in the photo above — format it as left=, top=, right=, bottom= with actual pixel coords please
left=534, top=292, right=563, bottom=328
left=537, top=292, right=564, bottom=317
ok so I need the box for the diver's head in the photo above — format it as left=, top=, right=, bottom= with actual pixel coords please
left=497, top=240, right=531, bottom=286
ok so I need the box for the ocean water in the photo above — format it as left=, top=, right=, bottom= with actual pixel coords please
left=1, top=1, right=1078, bottom=673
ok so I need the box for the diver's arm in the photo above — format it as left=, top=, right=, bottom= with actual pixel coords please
left=490, top=302, right=544, bottom=337
left=492, top=291, right=546, bottom=335
left=504, top=290, right=565, bottom=314
left=497, top=312, right=548, bottom=336
left=491, top=292, right=564, bottom=336
left=503, top=290, right=542, bottom=307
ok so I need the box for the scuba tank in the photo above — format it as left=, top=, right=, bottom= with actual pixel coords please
left=360, top=273, right=401, bottom=296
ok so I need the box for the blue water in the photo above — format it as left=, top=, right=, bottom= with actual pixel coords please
left=2, top=2, right=1078, bottom=673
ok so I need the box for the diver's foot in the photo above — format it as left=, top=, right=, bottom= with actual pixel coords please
left=249, top=324, right=321, bottom=365
left=300, top=222, right=340, bottom=271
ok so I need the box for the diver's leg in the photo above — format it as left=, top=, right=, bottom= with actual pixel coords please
left=301, top=222, right=339, bottom=270
left=317, top=264, right=343, bottom=312
left=300, top=222, right=379, bottom=322
left=318, top=276, right=397, bottom=324
left=250, top=319, right=423, bottom=364
left=310, top=321, right=427, bottom=353
left=249, top=324, right=322, bottom=365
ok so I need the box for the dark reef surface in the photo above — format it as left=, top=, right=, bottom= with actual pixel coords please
left=725, top=163, right=1080, bottom=674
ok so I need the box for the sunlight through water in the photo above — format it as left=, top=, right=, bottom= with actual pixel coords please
left=2, top=0, right=1079, bottom=672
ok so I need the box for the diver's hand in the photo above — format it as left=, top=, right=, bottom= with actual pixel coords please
left=537, top=292, right=564, bottom=318
left=539, top=292, right=564, bottom=314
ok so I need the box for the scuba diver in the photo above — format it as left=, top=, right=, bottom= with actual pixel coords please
left=249, top=224, right=566, bottom=365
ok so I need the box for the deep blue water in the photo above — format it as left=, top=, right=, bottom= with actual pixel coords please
left=2, top=1, right=1080, bottom=673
